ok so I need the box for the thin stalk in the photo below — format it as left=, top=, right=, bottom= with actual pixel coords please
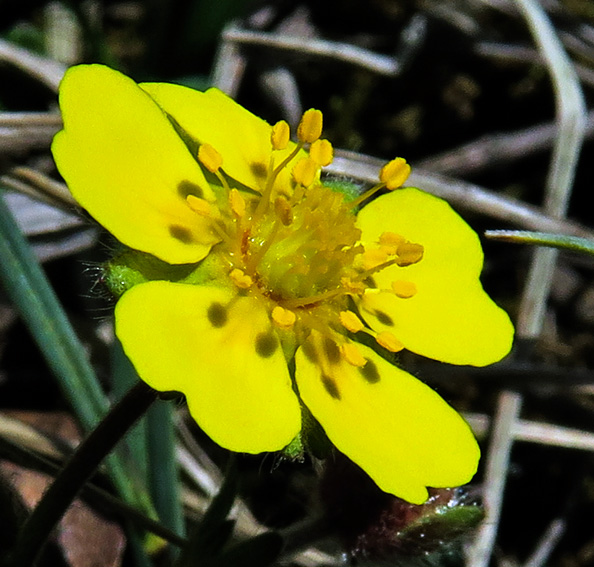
left=485, top=229, right=594, bottom=255
left=0, top=188, right=156, bottom=521
left=2, top=381, right=158, bottom=567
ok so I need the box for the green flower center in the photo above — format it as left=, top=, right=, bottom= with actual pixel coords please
left=244, top=183, right=362, bottom=303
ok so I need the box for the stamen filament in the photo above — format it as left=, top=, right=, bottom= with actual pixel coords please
left=282, top=286, right=348, bottom=309
left=245, top=218, right=283, bottom=273
left=349, top=182, right=386, bottom=209
left=356, top=257, right=400, bottom=279
left=252, top=142, right=304, bottom=222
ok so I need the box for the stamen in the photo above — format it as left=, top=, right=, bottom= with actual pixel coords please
left=379, top=231, right=406, bottom=251
left=271, top=120, right=290, bottom=151
left=376, top=331, right=404, bottom=352
left=186, top=195, right=212, bottom=217
left=349, top=182, right=384, bottom=209
left=341, top=276, right=366, bottom=295
left=360, top=248, right=390, bottom=271
left=396, top=242, right=424, bottom=266
left=379, top=157, right=411, bottom=190
left=340, top=343, right=367, bottom=367
left=229, top=188, right=246, bottom=218
left=349, top=158, right=411, bottom=209
left=339, top=310, right=365, bottom=333
left=251, top=141, right=304, bottom=222
left=282, top=286, right=347, bottom=309
left=274, top=196, right=293, bottom=226
left=229, top=268, right=253, bottom=289
left=309, top=139, right=333, bottom=166
left=292, top=157, right=318, bottom=187
left=272, top=305, right=296, bottom=329
left=391, top=280, right=417, bottom=298
left=198, top=143, right=223, bottom=173
left=297, top=109, right=323, bottom=144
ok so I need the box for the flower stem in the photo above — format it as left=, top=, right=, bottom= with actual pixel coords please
left=2, top=381, right=158, bottom=567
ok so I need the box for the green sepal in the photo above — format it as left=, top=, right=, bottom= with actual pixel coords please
left=322, top=177, right=363, bottom=203
left=103, top=247, right=228, bottom=298
left=300, top=404, right=333, bottom=460
left=282, top=433, right=304, bottom=461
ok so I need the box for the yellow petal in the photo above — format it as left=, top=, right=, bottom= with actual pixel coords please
left=115, top=281, right=301, bottom=452
left=295, top=332, right=480, bottom=504
left=356, top=188, right=513, bottom=366
left=141, top=82, right=305, bottom=195
left=52, top=64, right=218, bottom=264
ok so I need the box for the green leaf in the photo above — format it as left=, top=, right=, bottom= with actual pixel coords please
left=485, top=229, right=594, bottom=255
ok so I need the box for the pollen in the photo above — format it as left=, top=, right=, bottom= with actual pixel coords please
left=198, top=143, right=223, bottom=173
left=271, top=120, right=290, bottom=150
left=229, top=188, right=246, bottom=218
left=340, top=310, right=365, bottom=333
left=297, top=109, right=323, bottom=144
left=376, top=331, right=404, bottom=353
left=229, top=268, right=253, bottom=289
left=292, top=157, right=318, bottom=187
left=396, top=242, right=424, bottom=266
left=341, top=277, right=366, bottom=295
left=341, top=343, right=367, bottom=367
left=309, top=139, right=333, bottom=166
left=391, top=280, right=417, bottom=298
left=379, top=157, right=411, bottom=190
left=186, top=194, right=212, bottom=217
left=272, top=305, right=296, bottom=329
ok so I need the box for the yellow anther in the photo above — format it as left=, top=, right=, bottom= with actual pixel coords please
left=361, top=248, right=389, bottom=271
left=391, top=280, right=417, bottom=298
left=198, top=143, right=223, bottom=173
left=379, top=157, right=411, bottom=190
left=376, top=331, right=404, bottom=353
left=309, top=139, right=333, bottom=166
left=396, top=242, right=424, bottom=266
left=229, top=268, right=253, bottom=289
left=274, top=196, right=293, bottom=226
left=379, top=244, right=399, bottom=256
left=272, top=305, right=296, bottom=329
left=340, top=310, right=365, bottom=333
left=186, top=194, right=212, bottom=217
left=340, top=343, right=367, bottom=367
left=297, top=109, right=323, bottom=144
left=292, top=157, right=318, bottom=187
left=340, top=276, right=366, bottom=295
left=271, top=120, right=290, bottom=150
left=379, top=231, right=406, bottom=247
left=229, top=188, right=246, bottom=218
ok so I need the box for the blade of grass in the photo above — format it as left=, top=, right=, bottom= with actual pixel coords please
left=111, top=339, right=149, bottom=490
left=112, top=339, right=185, bottom=548
left=0, top=188, right=156, bottom=521
left=485, top=229, right=594, bottom=255
left=147, top=400, right=185, bottom=538
left=2, top=382, right=157, bottom=567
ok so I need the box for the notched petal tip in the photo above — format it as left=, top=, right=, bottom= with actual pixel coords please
left=296, top=333, right=480, bottom=503
left=53, top=64, right=217, bottom=264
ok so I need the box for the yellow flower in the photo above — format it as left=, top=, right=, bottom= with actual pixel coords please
left=52, top=64, right=514, bottom=504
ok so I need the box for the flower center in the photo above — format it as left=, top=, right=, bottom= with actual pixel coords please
left=244, top=183, right=362, bottom=303
left=190, top=109, right=424, bottom=361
